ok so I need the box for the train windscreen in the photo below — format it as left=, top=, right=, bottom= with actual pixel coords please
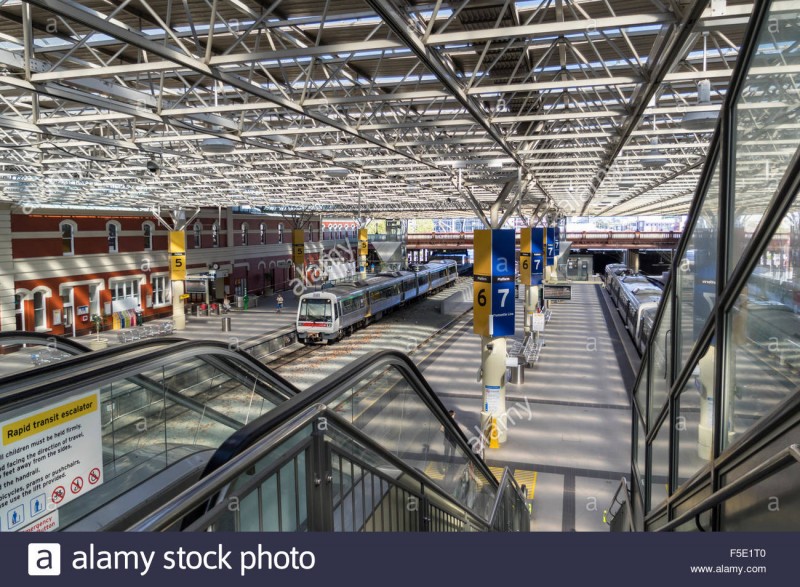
left=299, top=298, right=332, bottom=321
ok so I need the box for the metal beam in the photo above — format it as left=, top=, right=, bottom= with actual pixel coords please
left=580, top=0, right=712, bottom=215
left=366, top=0, right=526, bottom=172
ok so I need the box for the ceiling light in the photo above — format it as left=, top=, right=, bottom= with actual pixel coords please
left=641, top=137, right=669, bottom=167
left=682, top=80, right=717, bottom=129
left=201, top=137, right=236, bottom=154
left=325, top=167, right=350, bottom=177
left=682, top=34, right=716, bottom=130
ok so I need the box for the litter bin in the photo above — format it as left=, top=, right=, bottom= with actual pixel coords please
left=222, top=316, right=232, bottom=332
left=243, top=295, right=249, bottom=311
left=508, top=361, right=524, bottom=385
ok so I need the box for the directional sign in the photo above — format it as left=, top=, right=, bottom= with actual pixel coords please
left=473, top=229, right=516, bottom=337
left=531, top=227, right=544, bottom=286
left=546, top=228, right=555, bottom=266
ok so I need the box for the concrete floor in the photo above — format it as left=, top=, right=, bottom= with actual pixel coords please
left=421, top=283, right=634, bottom=532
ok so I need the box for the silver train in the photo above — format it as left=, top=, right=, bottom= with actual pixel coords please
left=604, top=263, right=664, bottom=355
left=296, top=260, right=458, bottom=344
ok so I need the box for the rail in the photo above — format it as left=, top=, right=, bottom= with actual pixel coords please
left=657, top=444, right=800, bottom=532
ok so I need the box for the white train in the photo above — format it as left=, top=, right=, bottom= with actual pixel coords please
left=296, top=260, right=458, bottom=344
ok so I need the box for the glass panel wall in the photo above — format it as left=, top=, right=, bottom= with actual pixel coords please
left=676, top=345, right=716, bottom=487
left=631, top=0, right=800, bottom=531
left=648, top=294, right=672, bottom=429
left=677, top=165, right=720, bottom=368
left=725, top=187, right=800, bottom=448
left=648, top=411, right=670, bottom=512
left=729, top=2, right=800, bottom=272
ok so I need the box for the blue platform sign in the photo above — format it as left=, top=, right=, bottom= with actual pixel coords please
left=546, top=227, right=555, bottom=266
left=531, top=227, right=544, bottom=286
left=554, top=227, right=561, bottom=256
left=473, top=229, right=516, bottom=337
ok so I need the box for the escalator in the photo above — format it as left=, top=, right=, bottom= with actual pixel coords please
left=130, top=351, right=530, bottom=532
left=0, top=335, right=527, bottom=532
left=0, top=335, right=298, bottom=532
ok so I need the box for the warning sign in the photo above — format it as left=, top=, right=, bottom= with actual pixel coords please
left=20, top=509, right=59, bottom=532
left=0, top=391, right=103, bottom=532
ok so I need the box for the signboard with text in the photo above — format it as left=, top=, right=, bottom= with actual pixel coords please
left=531, top=227, right=544, bottom=285
left=543, top=284, right=572, bottom=300
left=519, top=228, right=532, bottom=286
left=473, top=229, right=516, bottom=337
left=292, top=229, right=305, bottom=267
left=0, top=392, right=103, bottom=532
left=168, top=231, right=186, bottom=281
left=546, top=228, right=555, bottom=267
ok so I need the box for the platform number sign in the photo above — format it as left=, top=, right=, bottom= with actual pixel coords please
left=169, top=231, right=186, bottom=281
left=292, top=229, right=305, bottom=267
left=473, top=229, right=516, bottom=337
left=520, top=228, right=532, bottom=286
left=546, top=227, right=556, bottom=266
left=531, top=227, right=544, bottom=285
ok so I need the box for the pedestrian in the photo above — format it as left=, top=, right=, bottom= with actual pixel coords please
left=276, top=293, right=284, bottom=313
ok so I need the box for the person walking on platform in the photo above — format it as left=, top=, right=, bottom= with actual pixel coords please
left=276, top=293, right=284, bottom=313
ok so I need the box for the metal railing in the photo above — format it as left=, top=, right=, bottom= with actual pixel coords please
left=604, top=477, right=634, bottom=532
left=130, top=350, right=530, bottom=532
left=657, top=444, right=800, bottom=532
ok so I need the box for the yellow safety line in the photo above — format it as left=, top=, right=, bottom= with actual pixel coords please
left=513, top=469, right=538, bottom=500
left=489, top=466, right=504, bottom=481
left=423, top=461, right=445, bottom=481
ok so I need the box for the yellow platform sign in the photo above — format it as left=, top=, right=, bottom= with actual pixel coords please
left=292, top=229, right=305, bottom=266
left=170, top=253, right=186, bottom=281
left=520, top=227, right=532, bottom=286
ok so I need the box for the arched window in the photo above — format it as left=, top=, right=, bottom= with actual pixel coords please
left=212, top=223, right=219, bottom=248
left=33, top=291, right=46, bottom=330
left=60, top=220, right=76, bottom=255
left=194, top=222, right=202, bottom=248
left=278, top=223, right=284, bottom=244
left=260, top=223, right=266, bottom=245
left=241, top=222, right=249, bottom=246
left=107, top=221, right=121, bottom=253
left=142, top=221, right=154, bottom=251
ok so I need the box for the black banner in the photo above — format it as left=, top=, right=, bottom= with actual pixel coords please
left=4, top=532, right=794, bottom=586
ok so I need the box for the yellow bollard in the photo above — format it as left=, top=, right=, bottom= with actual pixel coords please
left=489, top=416, right=500, bottom=449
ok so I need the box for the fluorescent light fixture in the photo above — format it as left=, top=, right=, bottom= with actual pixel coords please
left=325, top=167, right=350, bottom=177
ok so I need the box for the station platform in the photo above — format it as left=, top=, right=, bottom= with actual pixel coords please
left=421, top=283, right=635, bottom=531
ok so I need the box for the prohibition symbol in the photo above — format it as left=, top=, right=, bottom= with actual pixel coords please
left=88, top=468, right=101, bottom=485
left=51, top=486, right=66, bottom=504
left=70, top=476, right=84, bottom=494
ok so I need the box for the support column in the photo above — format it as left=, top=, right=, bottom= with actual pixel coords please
left=479, top=335, right=508, bottom=444
left=473, top=228, right=515, bottom=448
left=168, top=230, right=187, bottom=331
left=628, top=249, right=640, bottom=273
left=358, top=228, right=368, bottom=278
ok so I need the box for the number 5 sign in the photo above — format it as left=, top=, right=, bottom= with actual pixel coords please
left=473, top=229, right=516, bottom=337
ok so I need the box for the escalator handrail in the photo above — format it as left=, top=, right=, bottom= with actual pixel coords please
left=204, top=350, right=500, bottom=492
left=0, top=339, right=299, bottom=409
left=130, top=404, right=494, bottom=531
left=0, top=335, right=186, bottom=389
left=487, top=467, right=529, bottom=530
left=0, top=331, right=92, bottom=353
